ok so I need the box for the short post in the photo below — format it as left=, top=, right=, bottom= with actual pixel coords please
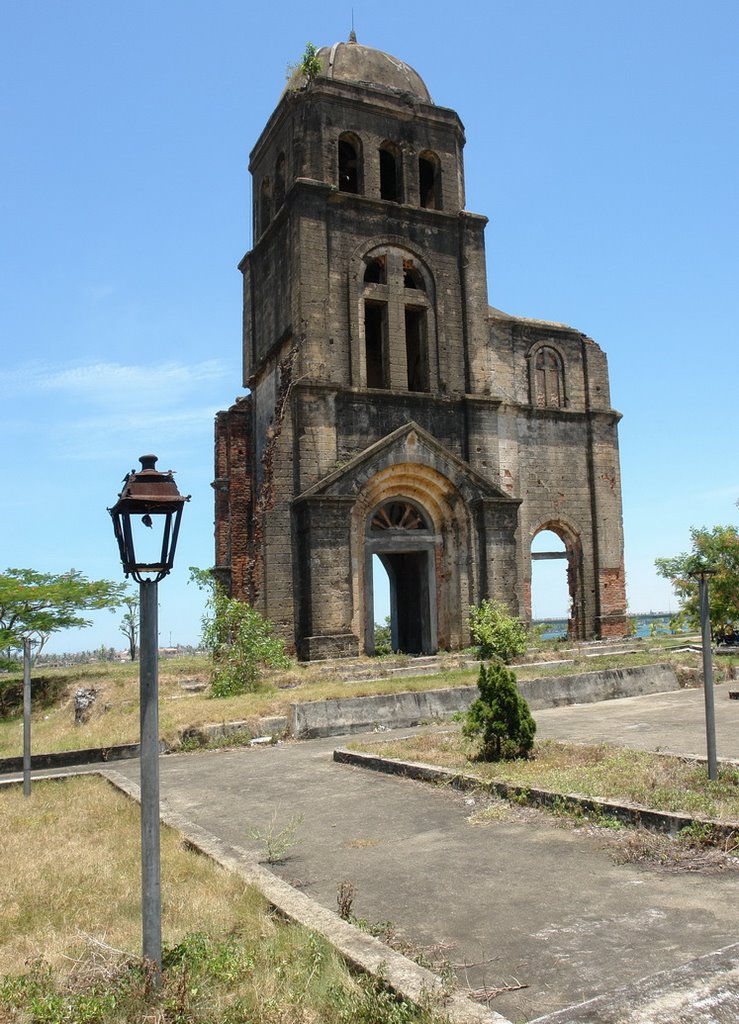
left=23, top=639, right=32, bottom=798
left=139, top=578, right=162, bottom=976
left=697, top=571, right=718, bottom=780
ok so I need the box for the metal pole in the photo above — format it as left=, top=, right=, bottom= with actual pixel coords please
left=698, top=574, right=718, bottom=780
left=23, top=639, right=31, bottom=798
left=139, top=579, right=162, bottom=980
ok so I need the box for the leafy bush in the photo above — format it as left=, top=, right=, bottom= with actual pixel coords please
left=374, top=616, right=392, bottom=656
left=300, top=42, right=323, bottom=80
left=463, top=660, right=536, bottom=761
left=190, top=568, right=291, bottom=697
left=468, top=599, right=528, bottom=662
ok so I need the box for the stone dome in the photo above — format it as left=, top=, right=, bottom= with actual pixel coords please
left=288, top=37, right=432, bottom=103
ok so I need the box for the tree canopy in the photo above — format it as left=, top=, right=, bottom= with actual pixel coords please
left=0, top=568, right=127, bottom=661
left=189, top=567, right=290, bottom=696
left=655, top=525, right=739, bottom=640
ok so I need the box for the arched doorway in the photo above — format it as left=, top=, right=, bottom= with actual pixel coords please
left=530, top=523, right=585, bottom=640
left=365, top=499, right=437, bottom=655
left=531, top=529, right=569, bottom=637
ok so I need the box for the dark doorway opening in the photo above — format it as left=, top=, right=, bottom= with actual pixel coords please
left=379, top=550, right=432, bottom=654
left=366, top=499, right=437, bottom=656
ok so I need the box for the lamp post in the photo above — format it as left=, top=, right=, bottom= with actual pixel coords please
left=109, top=455, right=189, bottom=979
left=688, top=564, right=718, bottom=781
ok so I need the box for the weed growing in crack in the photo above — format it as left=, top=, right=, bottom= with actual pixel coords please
left=248, top=810, right=304, bottom=864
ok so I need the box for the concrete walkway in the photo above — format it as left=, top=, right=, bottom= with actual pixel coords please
left=96, top=684, right=739, bottom=1023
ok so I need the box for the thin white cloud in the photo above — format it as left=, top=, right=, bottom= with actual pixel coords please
left=1, top=359, right=227, bottom=409
left=58, top=405, right=225, bottom=461
left=1, top=358, right=237, bottom=461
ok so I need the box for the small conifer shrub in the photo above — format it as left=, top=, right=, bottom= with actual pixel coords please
left=463, top=660, right=536, bottom=761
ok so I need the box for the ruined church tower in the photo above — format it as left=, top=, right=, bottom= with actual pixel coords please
left=214, top=37, right=628, bottom=658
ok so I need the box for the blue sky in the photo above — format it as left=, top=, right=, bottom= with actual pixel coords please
left=2, top=1, right=737, bottom=652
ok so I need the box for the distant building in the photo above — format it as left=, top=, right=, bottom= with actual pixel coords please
left=214, top=37, right=628, bottom=658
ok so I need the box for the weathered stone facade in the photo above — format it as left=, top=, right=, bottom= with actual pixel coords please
left=214, top=38, right=628, bottom=658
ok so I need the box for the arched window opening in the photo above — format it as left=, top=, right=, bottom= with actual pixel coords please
left=338, top=134, right=362, bottom=194
left=403, top=263, right=425, bottom=290
left=371, top=500, right=429, bottom=532
left=379, top=142, right=402, bottom=202
left=364, top=256, right=386, bottom=285
left=531, top=530, right=570, bottom=637
left=259, top=178, right=272, bottom=235
left=274, top=153, right=286, bottom=209
left=358, top=247, right=434, bottom=392
left=534, top=347, right=564, bottom=408
left=419, top=152, right=441, bottom=210
left=405, top=307, right=429, bottom=392
left=364, top=301, right=387, bottom=389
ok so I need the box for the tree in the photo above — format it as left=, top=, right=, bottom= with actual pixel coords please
left=189, top=568, right=291, bottom=696
left=655, top=525, right=739, bottom=641
left=0, top=568, right=127, bottom=665
left=119, top=591, right=139, bottom=661
left=468, top=598, right=528, bottom=663
left=373, top=616, right=392, bottom=656
left=462, top=660, right=536, bottom=761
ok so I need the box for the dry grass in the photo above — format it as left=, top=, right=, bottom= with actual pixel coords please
left=0, top=777, right=449, bottom=1023
left=0, top=645, right=720, bottom=760
left=349, top=733, right=739, bottom=823
left=0, top=655, right=479, bottom=759
left=0, top=774, right=268, bottom=974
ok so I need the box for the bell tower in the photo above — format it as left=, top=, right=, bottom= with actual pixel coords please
left=215, top=37, right=628, bottom=658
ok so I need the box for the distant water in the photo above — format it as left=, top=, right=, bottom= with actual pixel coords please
left=534, top=614, right=681, bottom=641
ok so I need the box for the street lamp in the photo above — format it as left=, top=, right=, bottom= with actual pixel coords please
left=109, top=455, right=189, bottom=979
left=688, top=562, right=718, bottom=781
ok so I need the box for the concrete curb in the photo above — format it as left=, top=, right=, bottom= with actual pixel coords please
left=289, top=664, right=681, bottom=739
left=0, top=741, right=148, bottom=774
left=333, top=749, right=739, bottom=844
left=95, top=768, right=509, bottom=1024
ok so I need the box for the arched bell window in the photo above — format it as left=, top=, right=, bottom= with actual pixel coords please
left=259, top=178, right=272, bottom=235
left=379, top=141, right=402, bottom=202
left=338, top=133, right=363, bottom=194
left=274, top=153, right=286, bottom=209
left=418, top=151, right=441, bottom=210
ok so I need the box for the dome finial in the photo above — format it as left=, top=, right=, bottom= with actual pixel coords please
left=349, top=10, right=356, bottom=43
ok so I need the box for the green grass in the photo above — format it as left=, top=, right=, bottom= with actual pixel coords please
left=0, top=776, right=447, bottom=1024
left=348, top=732, right=739, bottom=823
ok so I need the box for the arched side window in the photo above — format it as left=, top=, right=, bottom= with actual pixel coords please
left=419, top=151, right=441, bottom=210
left=273, top=153, right=286, bottom=209
left=379, top=141, right=402, bottom=203
left=359, top=248, right=433, bottom=393
left=530, top=345, right=565, bottom=408
left=338, top=133, right=362, bottom=194
left=259, top=178, right=272, bottom=235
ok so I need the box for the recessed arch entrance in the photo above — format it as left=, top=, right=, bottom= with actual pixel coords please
left=529, top=520, right=585, bottom=640
left=365, top=499, right=437, bottom=654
